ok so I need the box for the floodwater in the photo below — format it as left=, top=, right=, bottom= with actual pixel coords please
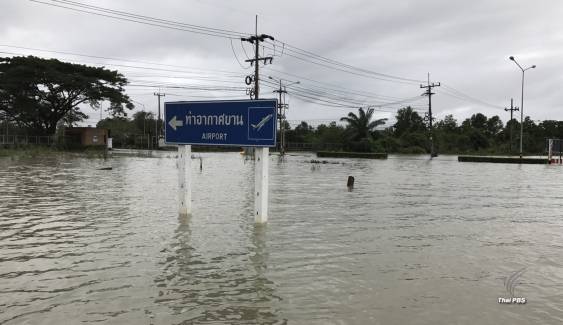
left=1, top=152, right=563, bottom=324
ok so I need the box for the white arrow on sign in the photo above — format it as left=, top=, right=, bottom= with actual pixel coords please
left=168, top=116, right=184, bottom=131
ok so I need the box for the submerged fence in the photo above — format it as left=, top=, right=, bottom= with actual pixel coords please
left=0, top=135, right=56, bottom=145
left=0, top=133, right=342, bottom=152
left=0, top=135, right=85, bottom=147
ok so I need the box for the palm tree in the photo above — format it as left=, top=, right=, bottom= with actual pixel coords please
left=340, top=107, right=387, bottom=140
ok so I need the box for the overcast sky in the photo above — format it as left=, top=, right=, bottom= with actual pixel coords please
left=1, top=0, right=562, bottom=127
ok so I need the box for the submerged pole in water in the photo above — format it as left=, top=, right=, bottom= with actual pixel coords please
left=347, top=176, right=355, bottom=191
left=254, top=147, right=269, bottom=223
left=178, top=145, right=192, bottom=215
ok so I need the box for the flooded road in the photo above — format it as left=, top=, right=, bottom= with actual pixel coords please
left=1, top=152, right=562, bottom=324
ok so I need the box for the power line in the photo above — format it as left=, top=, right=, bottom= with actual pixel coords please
left=264, top=67, right=409, bottom=101
left=262, top=78, right=425, bottom=111
left=0, top=44, right=243, bottom=76
left=127, top=84, right=246, bottom=91
left=32, top=0, right=425, bottom=86
left=128, top=77, right=243, bottom=86
left=441, top=84, right=504, bottom=109
left=230, top=39, right=251, bottom=70
left=29, top=0, right=245, bottom=39
left=261, top=43, right=420, bottom=85
left=29, top=0, right=422, bottom=87
left=52, top=0, right=245, bottom=36
left=27, top=0, right=505, bottom=113
left=266, top=40, right=424, bottom=84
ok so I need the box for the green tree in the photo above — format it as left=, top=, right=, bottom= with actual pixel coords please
left=340, top=107, right=387, bottom=141
left=315, top=122, right=345, bottom=150
left=393, top=106, right=425, bottom=136
left=486, top=115, right=503, bottom=137
left=436, top=114, right=458, bottom=132
left=97, top=116, right=137, bottom=148
left=0, top=56, right=133, bottom=135
left=463, top=113, right=488, bottom=130
left=286, top=121, right=314, bottom=143
left=132, top=111, right=155, bottom=135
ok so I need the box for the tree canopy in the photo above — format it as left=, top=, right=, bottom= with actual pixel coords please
left=340, top=107, right=387, bottom=141
left=0, top=56, right=133, bottom=135
left=393, top=106, right=425, bottom=136
left=84, top=106, right=563, bottom=155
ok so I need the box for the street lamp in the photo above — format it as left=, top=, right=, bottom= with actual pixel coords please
left=509, top=56, right=536, bottom=158
left=132, top=100, right=150, bottom=149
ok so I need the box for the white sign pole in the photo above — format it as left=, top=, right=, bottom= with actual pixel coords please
left=178, top=144, right=192, bottom=216
left=254, top=147, right=269, bottom=223
left=548, top=139, right=553, bottom=161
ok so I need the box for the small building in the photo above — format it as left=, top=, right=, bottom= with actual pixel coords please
left=64, top=127, right=109, bottom=146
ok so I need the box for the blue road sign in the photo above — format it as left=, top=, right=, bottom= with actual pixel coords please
left=164, top=99, right=277, bottom=147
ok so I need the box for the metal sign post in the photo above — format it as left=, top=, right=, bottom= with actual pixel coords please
left=165, top=99, right=277, bottom=222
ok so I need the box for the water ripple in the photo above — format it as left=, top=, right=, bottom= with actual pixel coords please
left=1, top=153, right=563, bottom=323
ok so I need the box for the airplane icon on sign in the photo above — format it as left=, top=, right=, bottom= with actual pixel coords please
left=251, top=114, right=273, bottom=131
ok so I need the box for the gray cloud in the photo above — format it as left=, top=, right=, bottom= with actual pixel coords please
left=1, top=0, right=562, bottom=126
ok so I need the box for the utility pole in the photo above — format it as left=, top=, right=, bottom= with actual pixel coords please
left=241, top=15, right=274, bottom=101
left=154, top=91, right=165, bottom=149
left=273, top=81, right=287, bottom=154
left=504, top=98, right=519, bottom=155
left=4, top=113, right=8, bottom=143
left=242, top=16, right=276, bottom=223
left=270, top=77, right=299, bottom=155
left=420, top=73, right=440, bottom=158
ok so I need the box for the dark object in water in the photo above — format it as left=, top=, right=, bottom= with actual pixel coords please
left=309, top=159, right=340, bottom=165
left=98, top=167, right=113, bottom=170
left=347, top=176, right=355, bottom=191
left=317, top=151, right=387, bottom=159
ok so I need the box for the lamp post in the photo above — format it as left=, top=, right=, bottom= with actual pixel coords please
left=509, top=56, right=536, bottom=158
left=132, top=100, right=149, bottom=149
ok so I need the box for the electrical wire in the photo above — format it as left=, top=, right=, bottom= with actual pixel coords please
left=266, top=40, right=424, bottom=84
left=264, top=67, right=409, bottom=101
left=29, top=0, right=245, bottom=39
left=441, top=84, right=504, bottom=110
left=230, top=39, right=250, bottom=69
left=262, top=78, right=426, bottom=111
left=27, top=0, right=504, bottom=112
left=0, top=44, right=241, bottom=75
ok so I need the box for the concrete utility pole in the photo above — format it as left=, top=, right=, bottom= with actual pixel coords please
left=241, top=16, right=275, bottom=223
left=270, top=76, right=299, bottom=155
left=154, top=91, right=165, bottom=149
left=420, top=73, right=440, bottom=158
left=241, top=15, right=274, bottom=100
left=4, top=113, right=8, bottom=143
left=274, top=81, right=286, bottom=154
left=504, top=98, right=519, bottom=154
